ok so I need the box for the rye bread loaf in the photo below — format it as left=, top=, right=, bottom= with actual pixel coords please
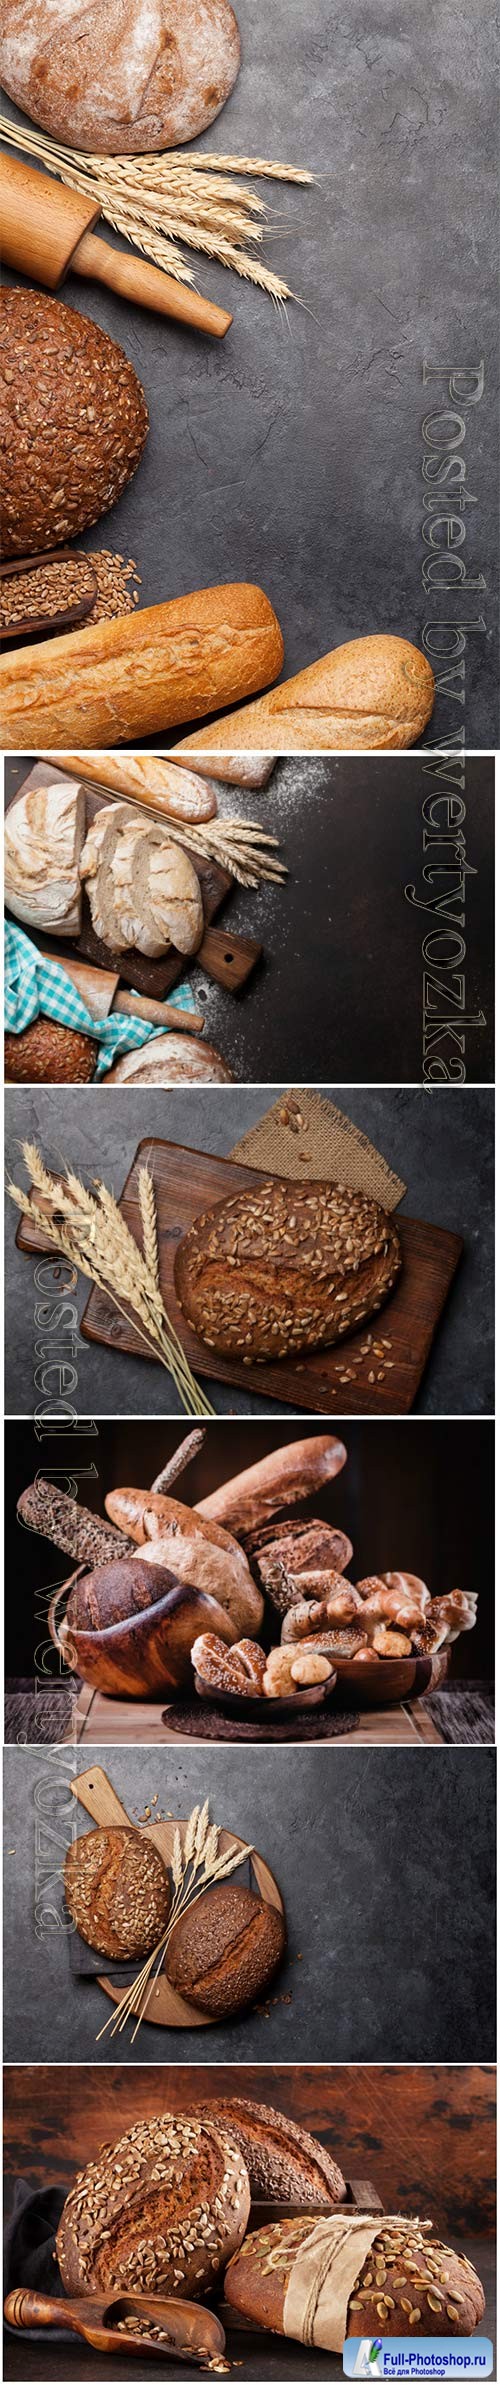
left=5, top=776, right=85, bottom=936
left=5, top=1019, right=95, bottom=1084
left=16, top=1480, right=134, bottom=1568
left=224, top=2214, right=485, bottom=2340
left=0, top=585, right=284, bottom=750
left=192, top=2099, right=346, bottom=2205
left=65, top=1555, right=175, bottom=1633
left=1, top=0, right=241, bottom=155
left=253, top=1519, right=354, bottom=1616
left=0, top=290, right=148, bottom=559
left=64, top=1825, right=171, bottom=1958
left=180, top=636, right=436, bottom=754
left=105, top=1034, right=235, bottom=1086
left=166, top=1881, right=286, bottom=2017
left=174, top=1179, right=401, bottom=1363
left=56, top=2113, right=250, bottom=2298
left=104, top=1492, right=264, bottom=1638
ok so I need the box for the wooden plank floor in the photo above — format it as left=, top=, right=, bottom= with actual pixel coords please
left=65, top=1683, right=442, bottom=1746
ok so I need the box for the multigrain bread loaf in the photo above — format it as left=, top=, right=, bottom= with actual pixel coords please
left=1, top=0, right=241, bottom=154
left=105, top=1034, right=235, bottom=1086
left=0, top=290, right=148, bottom=559
left=5, top=775, right=85, bottom=935
left=5, top=1019, right=96, bottom=1084
left=104, top=1494, right=264, bottom=1638
left=178, top=635, right=435, bottom=754
left=166, top=1881, right=286, bottom=2017
left=174, top=1178, right=402, bottom=1362
left=56, top=2113, right=250, bottom=2298
left=64, top=1826, right=171, bottom=1958
left=192, top=2099, right=346, bottom=2205
left=16, top=1479, right=134, bottom=1569
left=224, top=2214, right=485, bottom=2341
left=0, top=585, right=285, bottom=751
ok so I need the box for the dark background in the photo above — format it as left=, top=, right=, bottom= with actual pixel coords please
left=5, top=1417, right=494, bottom=1681
left=4, top=1086, right=495, bottom=1414
left=5, top=757, right=495, bottom=1086
left=2, top=0, right=498, bottom=750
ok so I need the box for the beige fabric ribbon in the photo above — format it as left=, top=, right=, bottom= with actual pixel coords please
left=283, top=2213, right=408, bottom=2353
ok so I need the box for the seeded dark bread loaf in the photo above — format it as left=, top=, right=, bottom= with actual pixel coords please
left=252, top=1519, right=354, bottom=1616
left=56, top=2113, right=250, bottom=2299
left=65, top=1556, right=175, bottom=1633
left=224, top=2215, right=485, bottom=2340
left=16, top=1480, right=135, bottom=1569
left=174, top=1179, right=401, bottom=1364
left=5, top=1020, right=96, bottom=1084
left=1, top=0, right=241, bottom=155
left=192, top=2099, right=346, bottom=2205
left=0, top=290, right=148, bottom=558
left=166, top=1881, right=286, bottom=2017
left=64, top=1826, right=171, bottom=1959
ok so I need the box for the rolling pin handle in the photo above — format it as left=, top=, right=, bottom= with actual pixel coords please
left=73, top=231, right=232, bottom=340
left=4, top=2290, right=69, bottom=2329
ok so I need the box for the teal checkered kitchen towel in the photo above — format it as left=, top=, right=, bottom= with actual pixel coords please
left=4, top=922, right=197, bottom=1079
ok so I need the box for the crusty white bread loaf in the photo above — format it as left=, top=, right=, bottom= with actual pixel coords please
left=104, top=1491, right=264, bottom=1639
left=0, top=585, right=284, bottom=750
left=45, top=753, right=219, bottom=823
left=172, top=750, right=277, bottom=787
left=174, top=1177, right=402, bottom=1362
left=81, top=802, right=203, bottom=957
left=105, top=1034, right=235, bottom=1085
left=5, top=776, right=85, bottom=935
left=225, top=2214, right=485, bottom=2340
left=1, top=0, right=241, bottom=154
left=178, top=635, right=435, bottom=753
left=56, top=2113, right=250, bottom=2298
left=196, top=1433, right=348, bottom=1533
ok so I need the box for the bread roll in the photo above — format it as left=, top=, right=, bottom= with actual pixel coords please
left=180, top=635, right=435, bottom=753
left=0, top=290, right=148, bottom=559
left=105, top=1034, right=235, bottom=1086
left=172, top=750, right=277, bottom=787
left=191, top=1631, right=267, bottom=1696
left=192, top=2097, right=346, bottom=2205
left=5, top=775, right=85, bottom=935
left=196, top=1433, right=348, bottom=1533
left=225, top=2214, right=485, bottom=2341
left=46, top=753, right=219, bottom=823
left=1, top=0, right=241, bottom=154
left=166, top=1880, right=286, bottom=2016
left=0, top=585, right=284, bottom=750
left=64, top=1825, right=171, bottom=1958
left=5, top=1019, right=95, bottom=1083
left=56, top=2114, right=250, bottom=2298
left=251, top=1519, right=354, bottom=1614
left=174, top=1178, right=401, bottom=1362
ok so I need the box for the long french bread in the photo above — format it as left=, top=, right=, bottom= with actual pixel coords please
left=196, top=1434, right=347, bottom=1534
left=174, top=634, right=435, bottom=752
left=0, top=585, right=284, bottom=750
left=170, top=751, right=277, bottom=787
left=41, top=752, right=219, bottom=823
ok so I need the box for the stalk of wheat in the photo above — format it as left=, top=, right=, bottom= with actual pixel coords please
left=94, top=1803, right=255, bottom=2044
left=7, top=1144, right=215, bottom=1417
left=0, top=115, right=313, bottom=304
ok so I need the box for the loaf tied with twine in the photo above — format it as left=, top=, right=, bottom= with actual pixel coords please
left=283, top=2212, right=395, bottom=2349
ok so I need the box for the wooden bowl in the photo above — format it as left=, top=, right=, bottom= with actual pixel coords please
left=193, top=1668, right=337, bottom=1720
left=48, top=1568, right=237, bottom=1700
left=332, top=1648, right=451, bottom=1707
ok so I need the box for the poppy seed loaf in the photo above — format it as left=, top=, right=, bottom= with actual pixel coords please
left=174, top=1178, right=401, bottom=1362
left=0, top=289, right=148, bottom=557
left=192, top=2097, right=346, bottom=2205
left=64, top=1826, right=171, bottom=1959
left=166, top=1881, right=286, bottom=2017
left=225, top=2215, right=485, bottom=2341
left=56, top=2113, right=250, bottom=2297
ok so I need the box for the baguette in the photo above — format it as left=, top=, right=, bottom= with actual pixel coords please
left=171, top=751, right=277, bottom=787
left=43, top=753, right=219, bottom=824
left=177, top=635, right=435, bottom=753
left=0, top=584, right=284, bottom=751
left=195, top=1434, right=347, bottom=1535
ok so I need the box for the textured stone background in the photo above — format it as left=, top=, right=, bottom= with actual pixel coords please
left=3, top=1743, right=495, bottom=2064
left=4, top=1084, right=494, bottom=1414
left=2, top=0, right=498, bottom=746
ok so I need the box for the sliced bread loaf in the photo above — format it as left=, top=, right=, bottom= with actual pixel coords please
left=80, top=804, right=140, bottom=949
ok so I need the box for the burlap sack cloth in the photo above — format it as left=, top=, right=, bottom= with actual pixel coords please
left=283, top=2212, right=407, bottom=2352
left=230, top=1089, right=406, bottom=1210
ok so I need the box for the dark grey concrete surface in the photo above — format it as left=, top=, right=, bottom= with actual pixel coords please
left=5, top=756, right=495, bottom=1086
left=3, top=1744, right=495, bottom=2064
left=2, top=0, right=498, bottom=749
left=4, top=1085, right=494, bottom=1415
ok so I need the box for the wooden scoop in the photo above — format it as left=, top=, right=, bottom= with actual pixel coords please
left=1, top=152, right=232, bottom=340
left=4, top=2289, right=227, bottom=2365
left=0, top=549, right=98, bottom=644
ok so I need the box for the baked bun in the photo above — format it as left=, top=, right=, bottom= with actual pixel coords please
left=166, top=1881, right=286, bottom=2017
left=64, top=1826, right=171, bottom=1958
left=191, top=1631, right=267, bottom=1697
left=174, top=1179, right=401, bottom=1363
left=56, top=2113, right=250, bottom=2298
left=253, top=1519, right=354, bottom=1616
left=225, top=2214, right=485, bottom=2341
left=281, top=1582, right=362, bottom=1642
left=192, top=2097, right=346, bottom=2206
left=357, top=1572, right=430, bottom=1627
left=65, top=1556, right=175, bottom=1633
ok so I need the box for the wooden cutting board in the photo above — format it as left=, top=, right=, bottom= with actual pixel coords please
left=5, top=761, right=259, bottom=999
left=69, top=1764, right=284, bottom=2029
left=16, top=1138, right=463, bottom=1414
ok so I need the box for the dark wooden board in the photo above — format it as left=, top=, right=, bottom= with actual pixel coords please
left=15, top=1139, right=463, bottom=1415
left=5, top=761, right=232, bottom=997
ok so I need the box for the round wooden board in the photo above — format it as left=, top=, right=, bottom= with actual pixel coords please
left=95, top=1816, right=284, bottom=2029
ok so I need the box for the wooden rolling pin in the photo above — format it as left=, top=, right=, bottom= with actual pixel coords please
left=38, top=947, right=206, bottom=1034
left=40, top=750, right=218, bottom=824
left=0, top=152, right=231, bottom=340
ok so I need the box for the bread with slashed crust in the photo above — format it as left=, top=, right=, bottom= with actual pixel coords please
left=191, top=2097, right=346, bottom=2205
left=174, top=1178, right=401, bottom=1362
left=64, top=1825, right=171, bottom=1959
left=56, top=2113, right=250, bottom=2298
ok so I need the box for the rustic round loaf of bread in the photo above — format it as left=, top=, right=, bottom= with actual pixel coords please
left=0, top=290, right=148, bottom=557
left=166, top=1880, right=286, bottom=2016
left=105, top=1034, right=235, bottom=1085
left=65, top=1556, right=175, bottom=1634
left=64, top=1825, right=171, bottom=1958
left=225, top=2214, right=485, bottom=2340
left=56, top=2112, right=250, bottom=2298
left=174, top=1178, right=401, bottom=1362
left=5, top=1020, right=95, bottom=1083
left=192, top=2097, right=346, bottom=2205
left=1, top=0, right=241, bottom=155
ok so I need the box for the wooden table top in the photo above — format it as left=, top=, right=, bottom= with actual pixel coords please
left=64, top=1681, right=442, bottom=1746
